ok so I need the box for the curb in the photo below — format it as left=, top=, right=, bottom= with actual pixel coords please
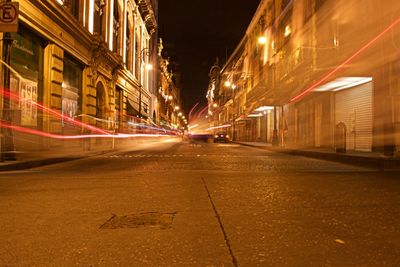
left=0, top=149, right=119, bottom=172
left=0, top=157, right=83, bottom=172
left=235, top=142, right=400, bottom=170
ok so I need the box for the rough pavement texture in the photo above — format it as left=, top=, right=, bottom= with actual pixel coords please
left=0, top=140, right=399, bottom=266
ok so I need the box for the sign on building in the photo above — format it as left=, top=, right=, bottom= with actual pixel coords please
left=0, top=2, right=19, bottom=33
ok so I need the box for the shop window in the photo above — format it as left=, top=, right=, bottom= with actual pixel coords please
left=115, top=87, right=122, bottom=130
left=9, top=25, right=44, bottom=128
left=62, top=55, right=83, bottom=128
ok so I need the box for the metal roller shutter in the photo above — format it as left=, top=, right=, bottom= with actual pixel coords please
left=335, top=82, right=373, bottom=152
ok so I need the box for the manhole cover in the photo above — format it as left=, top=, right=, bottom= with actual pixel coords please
left=100, top=212, right=176, bottom=230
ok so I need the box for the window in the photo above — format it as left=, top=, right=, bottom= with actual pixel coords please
left=94, top=0, right=106, bottom=35
left=115, top=87, right=123, bottom=130
left=10, top=25, right=44, bottom=128
left=57, top=0, right=80, bottom=19
left=135, top=30, right=140, bottom=79
left=113, top=3, right=120, bottom=53
left=126, top=13, right=133, bottom=71
left=315, top=0, right=328, bottom=11
left=303, top=0, right=313, bottom=24
left=62, top=55, right=83, bottom=123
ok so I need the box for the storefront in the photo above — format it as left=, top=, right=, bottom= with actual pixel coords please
left=335, top=81, right=373, bottom=152
left=9, top=25, right=44, bottom=130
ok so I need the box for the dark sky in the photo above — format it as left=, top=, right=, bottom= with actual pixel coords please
left=158, top=0, right=261, bottom=113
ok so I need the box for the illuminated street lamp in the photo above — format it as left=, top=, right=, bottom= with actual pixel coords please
left=258, top=36, right=267, bottom=45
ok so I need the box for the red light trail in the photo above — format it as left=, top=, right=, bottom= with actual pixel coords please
left=290, top=16, right=400, bottom=103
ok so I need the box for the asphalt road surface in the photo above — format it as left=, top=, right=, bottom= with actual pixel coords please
left=1, top=138, right=400, bottom=266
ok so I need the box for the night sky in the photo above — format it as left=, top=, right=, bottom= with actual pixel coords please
left=158, top=0, right=261, bottom=113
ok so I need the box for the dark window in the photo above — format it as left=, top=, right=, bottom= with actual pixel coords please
left=315, top=0, right=328, bottom=11
left=94, top=0, right=105, bottom=34
left=303, top=0, right=313, bottom=24
left=57, top=0, right=80, bottom=19
left=126, top=13, right=132, bottom=71
left=113, top=4, right=120, bottom=53
left=135, top=32, right=140, bottom=78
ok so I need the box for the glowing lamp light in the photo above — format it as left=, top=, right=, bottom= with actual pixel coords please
left=224, top=81, right=232, bottom=87
left=146, top=64, right=153, bottom=70
left=175, top=106, right=180, bottom=110
left=168, top=95, right=173, bottom=100
left=258, top=36, right=267, bottom=45
left=284, top=25, right=292, bottom=37
left=213, top=103, right=218, bottom=108
left=254, top=106, right=274, bottom=112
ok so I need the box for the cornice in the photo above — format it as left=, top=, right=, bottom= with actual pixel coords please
left=26, top=0, right=93, bottom=51
left=136, top=0, right=157, bottom=34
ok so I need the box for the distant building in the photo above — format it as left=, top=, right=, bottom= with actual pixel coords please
left=156, top=39, right=185, bottom=130
left=209, top=0, right=400, bottom=156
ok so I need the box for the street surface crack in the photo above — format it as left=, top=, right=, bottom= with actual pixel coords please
left=201, top=177, right=238, bottom=267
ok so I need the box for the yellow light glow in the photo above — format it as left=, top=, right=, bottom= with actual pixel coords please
left=258, top=36, right=267, bottom=45
left=284, top=25, right=292, bottom=37
left=213, top=103, right=218, bottom=108
left=88, top=0, right=94, bottom=33
left=146, top=64, right=153, bottom=70
left=224, top=81, right=231, bottom=87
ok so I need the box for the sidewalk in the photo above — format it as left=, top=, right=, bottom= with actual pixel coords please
left=0, top=147, right=115, bottom=172
left=235, top=141, right=400, bottom=170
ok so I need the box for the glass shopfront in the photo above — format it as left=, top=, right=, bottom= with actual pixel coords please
left=62, top=54, right=83, bottom=132
left=9, top=25, right=44, bottom=128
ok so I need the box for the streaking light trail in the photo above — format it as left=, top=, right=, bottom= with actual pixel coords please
left=0, top=120, right=173, bottom=140
left=206, top=124, right=231, bottom=131
left=290, top=16, right=400, bottom=103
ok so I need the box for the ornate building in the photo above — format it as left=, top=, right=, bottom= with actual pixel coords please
left=156, top=39, right=185, bottom=130
left=0, top=0, right=158, bottom=153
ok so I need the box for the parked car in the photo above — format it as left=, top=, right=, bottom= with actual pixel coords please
left=214, top=132, right=229, bottom=143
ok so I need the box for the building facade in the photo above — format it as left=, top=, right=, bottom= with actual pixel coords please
left=0, top=0, right=158, bottom=154
left=209, top=0, right=400, bottom=156
left=156, top=39, right=185, bottom=130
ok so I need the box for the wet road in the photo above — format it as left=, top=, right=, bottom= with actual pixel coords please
left=1, top=139, right=400, bottom=266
